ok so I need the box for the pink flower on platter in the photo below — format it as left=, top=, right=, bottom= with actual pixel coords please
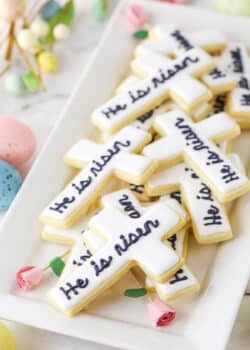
left=147, top=298, right=176, bottom=327
left=124, top=5, right=149, bottom=28
left=16, top=265, right=43, bottom=291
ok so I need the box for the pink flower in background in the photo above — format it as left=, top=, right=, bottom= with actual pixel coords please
left=158, top=0, right=191, bottom=4
left=124, top=4, right=149, bottom=28
left=147, top=298, right=176, bottom=327
left=16, top=265, right=43, bottom=291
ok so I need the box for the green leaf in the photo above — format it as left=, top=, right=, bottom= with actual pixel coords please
left=124, top=288, right=147, bottom=298
left=50, top=257, right=65, bottom=277
left=44, top=1, right=75, bottom=44
left=133, top=29, right=149, bottom=40
left=22, top=71, right=40, bottom=93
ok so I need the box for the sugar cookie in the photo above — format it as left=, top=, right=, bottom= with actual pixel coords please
left=219, top=42, right=250, bottom=82
left=135, top=26, right=235, bottom=95
left=128, top=183, right=151, bottom=202
left=59, top=236, right=92, bottom=281
left=60, top=198, right=195, bottom=303
left=116, top=75, right=212, bottom=127
left=42, top=214, right=90, bottom=245
left=146, top=163, right=232, bottom=244
left=59, top=190, right=189, bottom=284
left=42, top=180, right=120, bottom=244
left=40, top=126, right=157, bottom=228
left=49, top=200, right=187, bottom=316
left=143, top=110, right=250, bottom=202
left=146, top=265, right=200, bottom=302
left=151, top=25, right=226, bottom=54
left=218, top=42, right=250, bottom=122
left=228, top=87, right=250, bottom=120
left=145, top=192, right=199, bottom=299
left=91, top=48, right=215, bottom=134
left=211, top=94, right=234, bottom=150
left=59, top=190, right=189, bottom=282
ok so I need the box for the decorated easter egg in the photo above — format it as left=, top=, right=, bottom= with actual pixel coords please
left=37, top=51, right=58, bottom=73
left=17, top=29, right=38, bottom=51
left=0, top=116, right=36, bottom=168
left=4, top=72, right=26, bottom=96
left=0, top=160, right=22, bottom=211
left=31, top=18, right=50, bottom=38
left=41, top=0, right=61, bottom=21
left=53, top=23, right=70, bottom=40
left=0, top=0, right=25, bottom=22
left=0, top=322, right=16, bottom=350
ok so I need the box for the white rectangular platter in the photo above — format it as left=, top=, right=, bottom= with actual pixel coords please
left=1, top=1, right=250, bottom=349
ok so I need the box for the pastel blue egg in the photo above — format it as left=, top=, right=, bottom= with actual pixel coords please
left=0, top=160, right=22, bottom=212
left=4, top=72, right=26, bottom=97
left=41, top=0, right=61, bottom=21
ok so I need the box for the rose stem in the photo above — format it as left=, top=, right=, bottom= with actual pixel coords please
left=42, top=249, right=71, bottom=271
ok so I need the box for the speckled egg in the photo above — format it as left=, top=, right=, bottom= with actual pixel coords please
left=4, top=72, right=26, bottom=97
left=41, top=0, right=61, bottom=21
left=0, top=116, right=36, bottom=168
left=0, top=160, right=22, bottom=212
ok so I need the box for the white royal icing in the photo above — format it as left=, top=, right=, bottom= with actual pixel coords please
left=131, top=51, right=212, bottom=109
left=49, top=201, right=185, bottom=315
left=143, top=110, right=249, bottom=202
left=59, top=236, right=92, bottom=281
left=219, top=42, right=250, bottom=82
left=116, top=76, right=210, bottom=133
left=102, top=188, right=188, bottom=222
left=153, top=25, right=226, bottom=53
left=229, top=88, right=250, bottom=116
left=146, top=265, right=199, bottom=300
left=136, top=26, right=233, bottom=93
left=40, top=126, right=155, bottom=227
left=219, top=42, right=250, bottom=117
left=147, top=163, right=232, bottom=242
left=115, top=75, right=141, bottom=95
left=59, top=190, right=188, bottom=288
left=91, top=48, right=214, bottom=134
left=115, top=75, right=170, bottom=132
left=42, top=214, right=90, bottom=244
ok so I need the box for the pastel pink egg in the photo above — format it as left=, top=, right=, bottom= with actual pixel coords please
left=0, top=116, right=36, bottom=168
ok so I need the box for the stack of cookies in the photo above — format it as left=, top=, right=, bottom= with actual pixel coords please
left=39, top=24, right=250, bottom=317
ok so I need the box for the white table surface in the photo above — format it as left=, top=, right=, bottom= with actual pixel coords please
left=1, top=0, right=250, bottom=349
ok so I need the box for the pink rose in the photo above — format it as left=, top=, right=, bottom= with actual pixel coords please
left=16, top=266, right=43, bottom=291
left=147, top=298, right=176, bottom=327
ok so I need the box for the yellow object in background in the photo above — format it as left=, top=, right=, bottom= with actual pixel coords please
left=0, top=322, right=16, bottom=350
left=37, top=52, right=58, bottom=74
